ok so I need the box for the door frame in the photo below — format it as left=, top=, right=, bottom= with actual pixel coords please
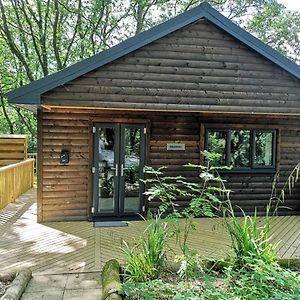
left=91, top=122, right=147, bottom=220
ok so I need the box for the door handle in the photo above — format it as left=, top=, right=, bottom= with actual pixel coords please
left=121, top=164, right=128, bottom=176
left=111, top=164, right=118, bottom=176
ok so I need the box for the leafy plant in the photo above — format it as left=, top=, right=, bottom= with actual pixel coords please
left=143, top=151, right=230, bottom=258
left=122, top=213, right=170, bottom=282
left=224, top=258, right=300, bottom=299
left=122, top=279, right=204, bottom=300
left=175, top=248, right=203, bottom=280
left=224, top=206, right=278, bottom=267
left=223, top=162, right=300, bottom=268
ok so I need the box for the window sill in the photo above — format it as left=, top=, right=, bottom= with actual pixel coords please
left=218, top=169, right=276, bottom=175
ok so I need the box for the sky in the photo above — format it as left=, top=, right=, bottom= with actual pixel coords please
left=277, top=0, right=300, bottom=11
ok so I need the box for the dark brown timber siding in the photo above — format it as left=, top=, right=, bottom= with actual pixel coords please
left=42, top=19, right=300, bottom=114
left=39, top=108, right=300, bottom=222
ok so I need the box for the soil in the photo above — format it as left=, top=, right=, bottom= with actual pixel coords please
left=0, top=279, right=12, bottom=297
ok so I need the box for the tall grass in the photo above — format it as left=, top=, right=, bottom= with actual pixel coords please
left=225, top=206, right=278, bottom=266
left=223, top=163, right=300, bottom=267
left=122, top=214, right=170, bottom=282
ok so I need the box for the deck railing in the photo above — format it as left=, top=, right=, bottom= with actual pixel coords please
left=0, top=158, right=34, bottom=210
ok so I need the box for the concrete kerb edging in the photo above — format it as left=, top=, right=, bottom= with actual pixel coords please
left=1, top=269, right=32, bottom=300
left=101, top=259, right=122, bottom=300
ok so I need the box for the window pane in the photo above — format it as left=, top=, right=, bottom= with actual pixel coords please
left=207, top=130, right=227, bottom=165
left=230, top=130, right=250, bottom=168
left=255, top=131, right=274, bottom=166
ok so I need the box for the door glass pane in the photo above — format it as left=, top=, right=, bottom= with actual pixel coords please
left=206, top=130, right=227, bottom=165
left=230, top=130, right=250, bottom=168
left=98, top=127, right=115, bottom=213
left=254, top=131, right=274, bottom=166
left=124, top=127, right=142, bottom=212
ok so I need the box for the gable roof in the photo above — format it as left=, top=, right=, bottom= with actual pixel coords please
left=6, top=1, right=300, bottom=107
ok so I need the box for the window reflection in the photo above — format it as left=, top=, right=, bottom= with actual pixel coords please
left=124, top=128, right=141, bottom=212
left=255, top=131, right=274, bottom=166
left=98, top=127, right=115, bottom=212
left=230, top=130, right=250, bottom=168
left=207, top=130, right=227, bottom=165
left=206, top=128, right=276, bottom=170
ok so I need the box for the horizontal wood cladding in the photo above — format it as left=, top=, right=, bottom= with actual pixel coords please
left=0, top=136, right=27, bottom=166
left=40, top=112, right=90, bottom=221
left=39, top=108, right=300, bottom=221
left=42, top=19, right=300, bottom=114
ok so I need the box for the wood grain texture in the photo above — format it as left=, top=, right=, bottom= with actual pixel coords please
left=0, top=159, right=34, bottom=210
left=38, top=17, right=300, bottom=221
left=0, top=135, right=27, bottom=166
left=42, top=19, right=300, bottom=114
left=1, top=191, right=300, bottom=276
left=38, top=108, right=300, bottom=221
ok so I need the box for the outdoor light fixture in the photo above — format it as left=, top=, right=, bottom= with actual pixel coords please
left=60, top=150, right=70, bottom=164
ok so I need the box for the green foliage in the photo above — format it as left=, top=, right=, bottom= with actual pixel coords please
left=270, top=162, right=300, bottom=211
left=123, top=155, right=300, bottom=298
left=224, top=259, right=300, bottom=299
left=122, top=214, right=170, bottom=282
left=122, top=279, right=204, bottom=300
left=1, top=0, right=299, bottom=147
left=224, top=207, right=278, bottom=267
left=122, top=262, right=300, bottom=300
left=143, top=151, right=230, bottom=257
left=247, top=1, right=300, bottom=63
left=175, top=248, right=203, bottom=280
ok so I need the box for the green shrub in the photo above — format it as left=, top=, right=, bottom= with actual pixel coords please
left=143, top=151, right=230, bottom=256
left=122, top=279, right=204, bottom=300
left=122, top=214, right=170, bottom=282
left=175, top=248, right=204, bottom=280
left=224, top=206, right=278, bottom=266
left=224, top=258, right=300, bottom=299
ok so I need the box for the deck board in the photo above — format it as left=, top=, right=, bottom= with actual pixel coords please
left=0, top=188, right=300, bottom=275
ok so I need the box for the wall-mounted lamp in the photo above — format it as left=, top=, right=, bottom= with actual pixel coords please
left=60, top=150, right=70, bottom=164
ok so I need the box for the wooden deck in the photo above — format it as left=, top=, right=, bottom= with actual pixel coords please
left=0, top=189, right=300, bottom=275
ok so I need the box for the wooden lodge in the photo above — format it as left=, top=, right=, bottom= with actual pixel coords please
left=6, top=2, right=300, bottom=222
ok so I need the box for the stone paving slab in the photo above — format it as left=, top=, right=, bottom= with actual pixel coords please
left=21, top=272, right=102, bottom=300
left=25, top=274, right=68, bottom=292
left=21, top=290, right=64, bottom=300
left=63, top=289, right=102, bottom=300
left=65, top=272, right=101, bottom=290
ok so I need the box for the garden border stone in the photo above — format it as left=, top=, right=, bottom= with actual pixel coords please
left=0, top=269, right=32, bottom=300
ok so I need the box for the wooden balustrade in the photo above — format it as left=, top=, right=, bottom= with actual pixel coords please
left=0, top=135, right=28, bottom=167
left=0, top=159, right=34, bottom=210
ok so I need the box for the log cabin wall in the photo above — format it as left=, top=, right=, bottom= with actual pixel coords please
left=38, top=17, right=300, bottom=221
left=39, top=108, right=300, bottom=222
left=42, top=19, right=300, bottom=114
